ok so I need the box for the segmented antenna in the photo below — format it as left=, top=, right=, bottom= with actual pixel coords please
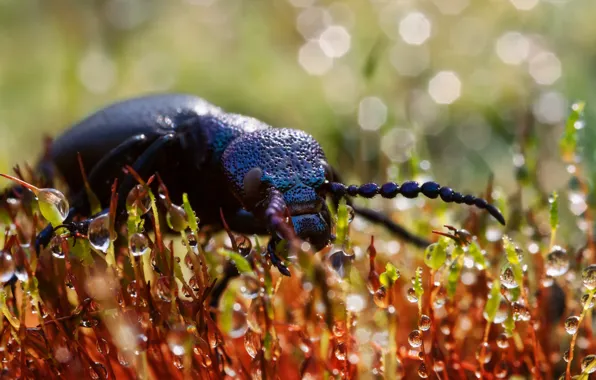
left=325, top=180, right=505, bottom=225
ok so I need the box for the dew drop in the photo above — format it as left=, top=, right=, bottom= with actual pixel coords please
left=500, top=265, right=518, bottom=289
left=244, top=329, right=261, bottom=358
left=96, top=338, right=110, bottom=355
left=418, top=315, right=431, bottom=331
left=408, top=330, right=423, bottom=347
left=49, top=237, right=65, bottom=259
left=373, top=286, right=389, bottom=308
left=417, top=362, right=429, bottom=378
left=167, top=204, right=188, bottom=232
left=563, top=350, right=570, bottom=362
left=0, top=251, right=15, bottom=282
left=545, top=247, right=569, bottom=277
left=496, top=333, right=509, bottom=349
left=126, top=184, right=151, bottom=216
left=564, top=315, right=580, bottom=335
left=167, top=326, right=188, bottom=356
left=184, top=254, right=194, bottom=270
left=512, top=302, right=531, bottom=321
left=581, top=265, right=596, bottom=290
left=328, top=250, right=353, bottom=278
left=346, top=205, right=355, bottom=223
left=88, top=214, right=112, bottom=253
left=240, top=274, right=260, bottom=300
left=229, top=302, right=249, bottom=338
left=129, top=233, right=150, bottom=257
left=580, top=293, right=595, bottom=309
left=406, top=287, right=418, bottom=303
left=494, top=360, right=508, bottom=378
left=334, top=341, right=347, bottom=360
left=581, top=355, right=596, bottom=373
left=37, top=188, right=69, bottom=224
left=475, top=342, right=492, bottom=364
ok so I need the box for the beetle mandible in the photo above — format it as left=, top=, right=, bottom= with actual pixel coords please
left=5, top=93, right=505, bottom=276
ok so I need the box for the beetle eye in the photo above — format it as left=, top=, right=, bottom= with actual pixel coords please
left=243, top=167, right=264, bottom=200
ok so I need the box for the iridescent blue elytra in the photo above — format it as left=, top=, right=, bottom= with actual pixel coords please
left=24, top=93, right=505, bottom=279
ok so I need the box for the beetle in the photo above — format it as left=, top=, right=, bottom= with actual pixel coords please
left=4, top=93, right=505, bottom=276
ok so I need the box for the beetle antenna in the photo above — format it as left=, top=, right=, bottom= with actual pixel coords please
left=326, top=180, right=505, bottom=225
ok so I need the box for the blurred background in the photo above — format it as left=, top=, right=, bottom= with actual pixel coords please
left=0, top=0, right=594, bottom=199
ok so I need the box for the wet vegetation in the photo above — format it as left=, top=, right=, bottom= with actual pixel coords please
left=0, top=104, right=593, bottom=379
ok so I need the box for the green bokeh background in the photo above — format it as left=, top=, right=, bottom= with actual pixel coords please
left=0, top=0, right=594, bottom=195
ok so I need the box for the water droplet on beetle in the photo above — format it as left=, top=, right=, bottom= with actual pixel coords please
left=88, top=214, right=112, bottom=253
left=37, top=188, right=69, bottom=224
left=0, top=251, right=15, bottom=282
left=564, top=315, right=580, bottom=334
left=581, top=265, right=596, bottom=290
left=545, top=246, right=569, bottom=277
left=129, top=233, right=150, bottom=257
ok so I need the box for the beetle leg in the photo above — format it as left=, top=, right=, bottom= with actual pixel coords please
left=329, top=168, right=430, bottom=248
left=115, top=133, right=177, bottom=211
left=267, top=238, right=291, bottom=276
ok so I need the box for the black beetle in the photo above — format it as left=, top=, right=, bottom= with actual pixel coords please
left=4, top=93, right=505, bottom=276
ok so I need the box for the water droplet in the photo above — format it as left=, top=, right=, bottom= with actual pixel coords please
left=88, top=214, right=113, bottom=253
left=417, top=362, right=429, bottom=378
left=167, top=204, right=188, bottom=232
left=14, top=265, right=28, bottom=282
left=184, top=254, right=194, bottom=270
left=173, top=355, right=184, bottom=369
left=244, top=329, right=261, bottom=358
left=580, top=293, right=595, bottom=309
left=334, top=341, right=347, bottom=360
left=563, top=350, right=570, bottom=362
left=167, top=326, right=189, bottom=356
left=37, top=188, right=69, bottom=224
left=408, top=330, right=423, bottom=347
left=373, top=286, right=389, bottom=308
left=49, top=237, right=65, bottom=259
left=581, top=355, right=596, bottom=373
left=228, top=302, right=249, bottom=338
left=240, top=274, right=260, bottom=300
left=512, top=302, right=530, bottom=321
left=433, top=360, right=445, bottom=372
left=496, top=333, right=509, bottom=349
left=475, top=342, right=492, bottom=364
left=0, top=251, right=15, bottom=282
left=126, top=184, right=151, bottom=216
left=96, top=338, right=110, bottom=355
left=545, top=247, right=569, bottom=277
left=418, top=315, right=431, bottom=331
left=129, top=233, right=150, bottom=257
left=581, top=265, right=596, bottom=290
left=494, top=360, right=508, bottom=378
left=346, top=205, right=355, bottom=223
left=500, top=265, right=518, bottom=289
left=188, top=275, right=200, bottom=292
left=247, top=297, right=266, bottom=334
left=564, top=315, right=580, bottom=335
left=328, top=250, right=353, bottom=278
left=406, top=287, right=418, bottom=303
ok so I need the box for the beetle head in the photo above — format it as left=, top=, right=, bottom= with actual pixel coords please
left=221, top=128, right=332, bottom=251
